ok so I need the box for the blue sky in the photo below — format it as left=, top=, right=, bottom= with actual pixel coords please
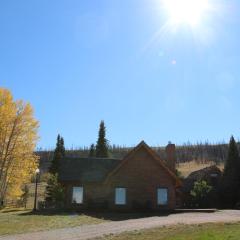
left=1, top=0, right=240, bottom=149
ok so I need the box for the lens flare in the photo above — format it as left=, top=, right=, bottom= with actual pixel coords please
left=163, top=0, right=209, bottom=26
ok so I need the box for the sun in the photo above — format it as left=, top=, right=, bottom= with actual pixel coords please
left=163, top=0, right=209, bottom=27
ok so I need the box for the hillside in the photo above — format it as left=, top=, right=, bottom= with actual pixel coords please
left=37, top=142, right=235, bottom=174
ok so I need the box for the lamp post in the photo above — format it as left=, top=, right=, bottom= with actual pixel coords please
left=33, top=168, right=40, bottom=211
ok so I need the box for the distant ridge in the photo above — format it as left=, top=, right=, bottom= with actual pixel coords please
left=36, top=142, right=236, bottom=173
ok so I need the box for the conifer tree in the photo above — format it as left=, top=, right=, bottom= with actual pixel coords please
left=45, top=174, right=65, bottom=206
left=224, top=136, right=240, bottom=175
left=60, top=137, right=65, bottom=157
left=221, top=136, right=240, bottom=207
left=46, top=135, right=65, bottom=207
left=95, top=121, right=109, bottom=157
left=49, top=134, right=65, bottom=174
left=89, top=144, right=95, bottom=157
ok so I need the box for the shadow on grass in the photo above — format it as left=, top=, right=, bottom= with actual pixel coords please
left=0, top=208, right=26, bottom=214
left=84, top=211, right=172, bottom=221
left=18, top=209, right=172, bottom=221
left=17, top=208, right=217, bottom=220
left=18, top=209, right=76, bottom=216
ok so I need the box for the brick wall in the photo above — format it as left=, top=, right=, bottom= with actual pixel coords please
left=63, top=144, right=177, bottom=210
left=105, top=146, right=176, bottom=210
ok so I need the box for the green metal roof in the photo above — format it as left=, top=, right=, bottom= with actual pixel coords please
left=59, top=157, right=121, bottom=183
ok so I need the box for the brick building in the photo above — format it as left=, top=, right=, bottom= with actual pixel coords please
left=59, top=141, right=181, bottom=210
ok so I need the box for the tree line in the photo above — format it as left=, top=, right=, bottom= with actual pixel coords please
left=38, top=140, right=234, bottom=174
left=45, top=121, right=240, bottom=209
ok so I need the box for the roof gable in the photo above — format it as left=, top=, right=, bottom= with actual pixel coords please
left=105, top=141, right=181, bottom=187
left=58, top=141, right=181, bottom=186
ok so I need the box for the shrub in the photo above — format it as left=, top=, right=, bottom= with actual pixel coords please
left=190, top=180, right=212, bottom=208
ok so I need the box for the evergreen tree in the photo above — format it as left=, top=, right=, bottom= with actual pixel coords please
left=89, top=144, right=95, bottom=157
left=95, top=121, right=109, bottom=157
left=49, top=134, right=65, bottom=174
left=60, top=137, right=65, bottom=157
left=45, top=174, right=65, bottom=206
left=221, top=136, right=240, bottom=207
left=224, top=136, right=240, bottom=175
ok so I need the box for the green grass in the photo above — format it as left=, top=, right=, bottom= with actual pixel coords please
left=99, top=223, right=240, bottom=240
left=1, top=209, right=240, bottom=239
left=0, top=208, right=106, bottom=236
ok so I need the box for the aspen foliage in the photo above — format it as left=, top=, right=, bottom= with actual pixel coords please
left=0, top=88, right=39, bottom=200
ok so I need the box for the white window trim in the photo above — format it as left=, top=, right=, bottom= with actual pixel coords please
left=115, top=187, right=126, bottom=205
left=157, top=188, right=168, bottom=206
left=72, top=186, right=83, bottom=204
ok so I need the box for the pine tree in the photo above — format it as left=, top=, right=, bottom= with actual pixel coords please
left=95, top=121, right=109, bottom=158
left=89, top=144, right=95, bottom=157
left=45, top=174, right=65, bottom=206
left=60, top=137, right=65, bottom=157
left=46, top=135, right=65, bottom=207
left=49, top=134, right=65, bottom=174
left=221, top=136, right=240, bottom=207
left=224, top=136, right=240, bottom=175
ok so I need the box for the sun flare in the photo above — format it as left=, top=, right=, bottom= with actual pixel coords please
left=163, top=0, right=209, bottom=26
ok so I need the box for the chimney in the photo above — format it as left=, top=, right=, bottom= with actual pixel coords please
left=165, top=142, right=176, bottom=172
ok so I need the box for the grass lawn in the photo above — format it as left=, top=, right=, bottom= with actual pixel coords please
left=0, top=208, right=106, bottom=236
left=99, top=222, right=240, bottom=240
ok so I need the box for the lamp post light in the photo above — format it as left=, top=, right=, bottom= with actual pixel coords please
left=33, top=168, right=40, bottom=211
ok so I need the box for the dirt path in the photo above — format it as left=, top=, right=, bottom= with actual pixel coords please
left=1, top=210, right=240, bottom=240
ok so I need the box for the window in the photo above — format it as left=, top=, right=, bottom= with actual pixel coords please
left=115, top=188, right=126, bottom=205
left=72, top=187, right=83, bottom=204
left=157, top=188, right=168, bottom=205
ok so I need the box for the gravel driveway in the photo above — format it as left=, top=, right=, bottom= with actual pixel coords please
left=1, top=210, right=240, bottom=240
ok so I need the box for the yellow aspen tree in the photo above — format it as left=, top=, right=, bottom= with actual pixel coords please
left=0, top=88, right=39, bottom=201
